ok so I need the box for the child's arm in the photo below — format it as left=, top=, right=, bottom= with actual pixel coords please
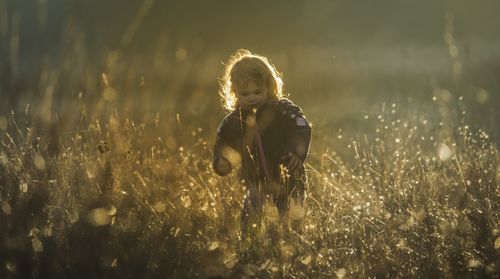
left=212, top=113, right=242, bottom=176
left=278, top=100, right=312, bottom=169
left=285, top=117, right=311, bottom=162
left=213, top=137, right=233, bottom=176
left=281, top=123, right=311, bottom=171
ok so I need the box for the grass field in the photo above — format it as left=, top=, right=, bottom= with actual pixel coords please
left=1, top=2, right=499, bottom=278
left=0, top=90, right=498, bottom=278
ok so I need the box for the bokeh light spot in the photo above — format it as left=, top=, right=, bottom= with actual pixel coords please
left=103, top=87, right=117, bottom=102
left=86, top=208, right=111, bottom=226
left=495, top=237, right=500, bottom=249
left=448, top=45, right=459, bottom=58
left=207, top=241, right=219, bottom=251
left=476, top=89, right=489, bottom=104
left=335, top=268, right=347, bottom=278
left=34, top=154, right=46, bottom=170
left=2, top=201, right=12, bottom=215
left=176, top=48, right=188, bottom=61
left=438, top=143, right=452, bottom=161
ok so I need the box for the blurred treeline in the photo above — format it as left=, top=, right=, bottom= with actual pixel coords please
left=0, top=0, right=499, bottom=142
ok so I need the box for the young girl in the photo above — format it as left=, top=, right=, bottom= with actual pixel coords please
left=213, top=49, right=311, bottom=239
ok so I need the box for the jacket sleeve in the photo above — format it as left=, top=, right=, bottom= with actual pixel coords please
left=213, top=135, right=230, bottom=176
left=213, top=112, right=241, bottom=176
left=279, top=100, right=312, bottom=162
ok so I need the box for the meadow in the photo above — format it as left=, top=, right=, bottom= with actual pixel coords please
left=1, top=79, right=499, bottom=278
left=1, top=2, right=499, bottom=278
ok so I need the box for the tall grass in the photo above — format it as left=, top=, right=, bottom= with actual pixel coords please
left=0, top=95, right=498, bottom=278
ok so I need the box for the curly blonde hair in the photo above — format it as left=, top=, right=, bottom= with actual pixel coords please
left=219, top=49, right=284, bottom=111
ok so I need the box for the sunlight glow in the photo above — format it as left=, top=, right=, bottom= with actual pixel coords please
left=176, top=48, right=188, bottom=61
left=437, top=143, right=452, bottom=161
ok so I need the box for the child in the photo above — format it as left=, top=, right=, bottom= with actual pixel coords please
left=213, top=49, right=311, bottom=239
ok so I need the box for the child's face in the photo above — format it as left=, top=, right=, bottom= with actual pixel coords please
left=234, top=81, right=268, bottom=109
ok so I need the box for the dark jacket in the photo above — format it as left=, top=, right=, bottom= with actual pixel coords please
left=213, top=98, right=311, bottom=194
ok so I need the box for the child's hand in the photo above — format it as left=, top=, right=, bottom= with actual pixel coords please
left=280, top=152, right=302, bottom=172
left=214, top=157, right=232, bottom=176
